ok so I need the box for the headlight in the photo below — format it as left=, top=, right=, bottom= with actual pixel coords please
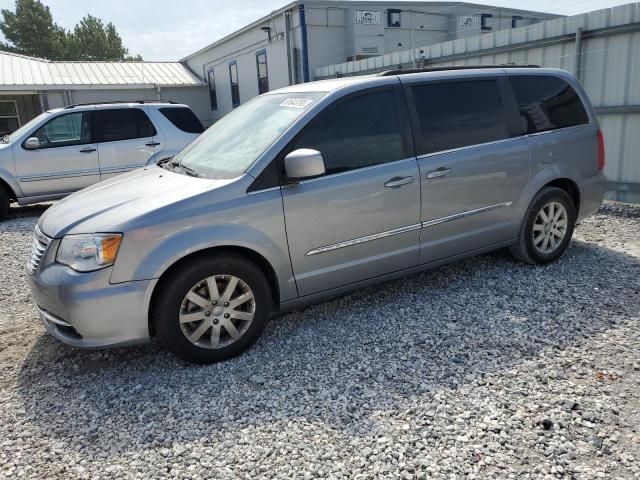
left=56, top=234, right=123, bottom=272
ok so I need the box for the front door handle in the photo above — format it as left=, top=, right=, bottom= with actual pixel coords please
left=79, top=147, right=96, bottom=153
left=384, top=175, right=415, bottom=188
left=425, top=167, right=452, bottom=179
left=145, top=141, right=161, bottom=147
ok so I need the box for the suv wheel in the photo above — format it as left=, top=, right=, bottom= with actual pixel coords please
left=509, top=187, right=576, bottom=265
left=152, top=253, right=272, bottom=364
left=0, top=186, right=10, bottom=221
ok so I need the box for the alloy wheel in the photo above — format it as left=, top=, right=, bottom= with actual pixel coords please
left=532, top=201, right=568, bottom=254
left=179, top=274, right=256, bottom=349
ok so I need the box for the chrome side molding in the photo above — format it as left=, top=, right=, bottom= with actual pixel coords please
left=306, top=223, right=422, bottom=256
left=422, top=202, right=512, bottom=228
left=306, top=201, right=512, bottom=256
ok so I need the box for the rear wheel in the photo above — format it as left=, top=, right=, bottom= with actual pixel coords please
left=509, top=187, right=576, bottom=265
left=152, top=253, right=272, bottom=364
left=0, top=186, right=9, bottom=221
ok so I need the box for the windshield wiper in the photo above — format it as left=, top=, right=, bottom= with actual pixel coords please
left=173, top=162, right=200, bottom=178
left=156, top=156, right=200, bottom=177
left=156, top=156, right=174, bottom=166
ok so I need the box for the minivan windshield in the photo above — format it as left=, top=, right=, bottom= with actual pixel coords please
left=5, top=111, right=53, bottom=144
left=172, top=92, right=326, bottom=179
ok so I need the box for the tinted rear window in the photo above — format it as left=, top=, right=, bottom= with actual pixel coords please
left=411, top=80, right=509, bottom=155
left=97, top=108, right=156, bottom=142
left=509, top=76, right=589, bottom=134
left=159, top=107, right=204, bottom=134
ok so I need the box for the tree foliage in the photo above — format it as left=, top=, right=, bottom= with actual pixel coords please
left=0, top=0, right=141, bottom=61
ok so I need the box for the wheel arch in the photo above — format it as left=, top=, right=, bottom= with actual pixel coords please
left=543, top=177, right=580, bottom=214
left=0, top=173, right=20, bottom=201
left=148, top=245, right=281, bottom=336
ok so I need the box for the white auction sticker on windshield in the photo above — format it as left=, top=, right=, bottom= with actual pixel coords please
left=279, top=98, right=313, bottom=109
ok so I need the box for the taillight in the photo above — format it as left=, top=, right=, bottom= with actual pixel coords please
left=597, top=129, right=605, bottom=170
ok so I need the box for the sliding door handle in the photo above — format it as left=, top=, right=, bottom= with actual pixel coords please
left=384, top=175, right=415, bottom=188
left=79, top=147, right=96, bottom=153
left=425, top=167, right=452, bottom=179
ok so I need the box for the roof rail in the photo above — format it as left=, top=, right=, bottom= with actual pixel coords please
left=378, top=65, right=540, bottom=76
left=63, top=99, right=178, bottom=109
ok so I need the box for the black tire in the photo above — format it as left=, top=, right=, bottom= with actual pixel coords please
left=0, top=185, right=9, bottom=221
left=509, top=187, right=576, bottom=265
left=152, top=253, right=273, bottom=364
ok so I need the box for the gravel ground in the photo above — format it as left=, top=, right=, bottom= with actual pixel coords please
left=0, top=201, right=639, bottom=479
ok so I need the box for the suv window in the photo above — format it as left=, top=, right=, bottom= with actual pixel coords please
left=411, top=80, right=509, bottom=155
left=30, top=111, right=92, bottom=148
left=96, top=108, right=156, bottom=142
left=509, top=76, right=589, bottom=134
left=291, top=89, right=405, bottom=175
left=159, top=107, right=204, bottom=134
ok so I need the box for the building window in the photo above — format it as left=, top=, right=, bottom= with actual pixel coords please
left=229, top=61, right=240, bottom=108
left=481, top=14, right=493, bottom=31
left=256, top=50, right=269, bottom=94
left=387, top=9, right=401, bottom=28
left=512, top=15, right=523, bottom=28
left=207, top=69, right=218, bottom=111
left=0, top=100, right=20, bottom=136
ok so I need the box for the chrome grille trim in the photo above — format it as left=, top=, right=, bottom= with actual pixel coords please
left=27, top=226, right=52, bottom=275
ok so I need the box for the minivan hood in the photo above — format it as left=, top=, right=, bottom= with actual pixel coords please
left=39, top=166, right=233, bottom=237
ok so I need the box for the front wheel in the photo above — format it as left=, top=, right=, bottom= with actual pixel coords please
left=152, top=253, right=273, bottom=364
left=509, top=187, right=576, bottom=265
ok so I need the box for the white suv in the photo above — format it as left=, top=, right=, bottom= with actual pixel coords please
left=0, top=101, right=204, bottom=219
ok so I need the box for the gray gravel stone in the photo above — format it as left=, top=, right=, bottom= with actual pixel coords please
left=0, top=201, right=639, bottom=479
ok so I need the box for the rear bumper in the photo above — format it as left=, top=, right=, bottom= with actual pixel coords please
left=577, top=171, right=607, bottom=222
left=28, top=263, right=156, bottom=348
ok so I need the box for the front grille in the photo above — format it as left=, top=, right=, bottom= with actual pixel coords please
left=27, top=226, right=52, bottom=275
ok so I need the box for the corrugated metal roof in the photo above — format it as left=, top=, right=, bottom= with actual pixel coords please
left=0, top=51, right=204, bottom=90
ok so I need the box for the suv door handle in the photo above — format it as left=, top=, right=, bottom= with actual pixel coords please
left=425, top=167, right=452, bottom=179
left=145, top=141, right=161, bottom=147
left=79, top=147, right=96, bottom=153
left=384, top=176, right=415, bottom=188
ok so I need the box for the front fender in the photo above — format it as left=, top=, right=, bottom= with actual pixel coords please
left=0, top=168, right=23, bottom=199
left=109, top=188, right=298, bottom=303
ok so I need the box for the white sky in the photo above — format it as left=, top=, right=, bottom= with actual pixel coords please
left=0, top=0, right=634, bottom=61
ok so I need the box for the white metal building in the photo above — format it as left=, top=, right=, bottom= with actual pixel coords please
left=181, top=0, right=559, bottom=122
left=0, top=51, right=209, bottom=136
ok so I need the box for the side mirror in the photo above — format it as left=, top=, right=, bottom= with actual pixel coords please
left=24, top=137, right=41, bottom=150
left=284, top=148, right=326, bottom=181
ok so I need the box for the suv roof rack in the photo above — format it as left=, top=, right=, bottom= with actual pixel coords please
left=63, top=99, right=178, bottom=109
left=377, top=65, right=540, bottom=76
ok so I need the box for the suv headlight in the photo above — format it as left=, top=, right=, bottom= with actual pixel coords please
left=56, top=234, right=123, bottom=272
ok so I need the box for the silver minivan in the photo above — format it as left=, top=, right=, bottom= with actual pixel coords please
left=27, top=67, right=607, bottom=364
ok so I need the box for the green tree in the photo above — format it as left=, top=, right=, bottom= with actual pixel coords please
left=0, top=1, right=141, bottom=61
left=0, top=0, right=68, bottom=59
left=67, top=15, right=129, bottom=61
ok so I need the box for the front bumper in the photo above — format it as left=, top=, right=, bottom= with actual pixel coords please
left=27, top=259, right=157, bottom=348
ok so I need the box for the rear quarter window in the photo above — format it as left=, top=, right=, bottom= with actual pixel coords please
left=159, top=107, right=204, bottom=134
left=509, top=76, right=589, bottom=134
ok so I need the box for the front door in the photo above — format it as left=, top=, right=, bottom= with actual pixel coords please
left=95, top=107, right=158, bottom=180
left=404, top=77, right=529, bottom=264
left=13, top=110, right=100, bottom=197
left=281, top=88, right=421, bottom=297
